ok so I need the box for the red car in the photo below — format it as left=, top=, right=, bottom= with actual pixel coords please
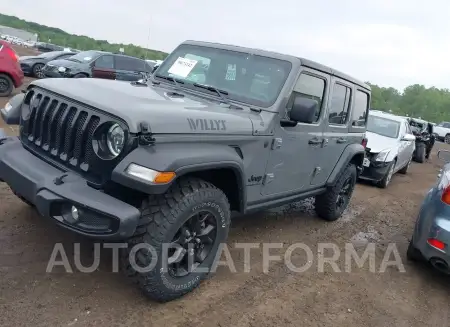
left=0, top=40, right=24, bottom=97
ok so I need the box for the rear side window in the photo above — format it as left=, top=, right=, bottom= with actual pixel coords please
left=290, top=73, right=326, bottom=123
left=352, top=90, right=369, bottom=126
left=329, top=83, right=351, bottom=125
left=115, top=56, right=148, bottom=72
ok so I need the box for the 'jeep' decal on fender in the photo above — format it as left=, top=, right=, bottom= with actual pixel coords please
left=187, top=118, right=226, bottom=131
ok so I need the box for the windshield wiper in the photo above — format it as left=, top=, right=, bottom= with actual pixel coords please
left=192, top=83, right=243, bottom=110
left=193, top=83, right=228, bottom=100
left=155, top=74, right=185, bottom=88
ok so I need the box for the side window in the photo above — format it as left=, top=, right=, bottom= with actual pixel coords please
left=444, top=123, right=450, bottom=128
left=289, top=73, right=326, bottom=123
left=405, top=122, right=412, bottom=134
left=352, top=90, right=369, bottom=126
left=116, top=56, right=146, bottom=72
left=329, top=83, right=351, bottom=125
left=94, top=55, right=114, bottom=69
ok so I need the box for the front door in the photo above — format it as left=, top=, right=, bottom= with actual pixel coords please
left=261, top=68, right=331, bottom=196
left=91, top=55, right=115, bottom=79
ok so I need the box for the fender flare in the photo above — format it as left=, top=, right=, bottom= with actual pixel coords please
left=326, top=143, right=365, bottom=186
left=111, top=143, right=247, bottom=210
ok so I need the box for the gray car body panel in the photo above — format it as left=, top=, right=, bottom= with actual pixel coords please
left=4, top=40, right=371, bottom=223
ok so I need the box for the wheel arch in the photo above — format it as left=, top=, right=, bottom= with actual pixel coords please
left=111, top=143, right=247, bottom=213
left=327, top=143, right=365, bottom=186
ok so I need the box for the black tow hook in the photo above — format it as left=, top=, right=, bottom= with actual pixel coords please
left=54, top=173, right=69, bottom=185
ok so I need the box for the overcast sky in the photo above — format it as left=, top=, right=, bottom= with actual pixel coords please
left=1, top=0, right=449, bottom=91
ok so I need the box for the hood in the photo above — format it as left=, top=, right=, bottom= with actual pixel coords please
left=20, top=55, right=40, bottom=61
left=45, top=58, right=81, bottom=69
left=365, top=131, right=398, bottom=153
left=30, top=78, right=255, bottom=135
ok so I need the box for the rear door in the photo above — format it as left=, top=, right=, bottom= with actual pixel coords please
left=314, top=77, right=353, bottom=185
left=91, top=55, right=115, bottom=79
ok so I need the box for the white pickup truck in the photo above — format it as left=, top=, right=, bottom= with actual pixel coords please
left=433, top=122, right=450, bottom=143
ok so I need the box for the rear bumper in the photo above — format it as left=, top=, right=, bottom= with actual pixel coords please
left=9, top=65, right=24, bottom=87
left=0, top=138, right=141, bottom=240
left=411, top=188, right=450, bottom=267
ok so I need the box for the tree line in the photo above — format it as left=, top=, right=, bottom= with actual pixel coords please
left=1, top=14, right=449, bottom=122
left=0, top=14, right=167, bottom=60
left=369, top=83, right=450, bottom=123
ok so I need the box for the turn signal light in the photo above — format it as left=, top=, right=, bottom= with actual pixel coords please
left=427, top=238, right=446, bottom=251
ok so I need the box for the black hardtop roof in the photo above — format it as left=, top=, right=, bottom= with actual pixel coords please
left=181, top=40, right=370, bottom=91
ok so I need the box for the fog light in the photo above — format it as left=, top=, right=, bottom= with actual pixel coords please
left=71, top=206, right=79, bottom=221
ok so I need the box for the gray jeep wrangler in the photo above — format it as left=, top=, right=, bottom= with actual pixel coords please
left=0, top=40, right=370, bottom=302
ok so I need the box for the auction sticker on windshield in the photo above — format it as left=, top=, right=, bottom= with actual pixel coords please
left=168, top=57, right=198, bottom=78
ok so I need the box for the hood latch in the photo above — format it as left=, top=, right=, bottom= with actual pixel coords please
left=138, top=122, right=156, bottom=146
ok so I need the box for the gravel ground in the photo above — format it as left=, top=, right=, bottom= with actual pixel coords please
left=0, top=46, right=449, bottom=327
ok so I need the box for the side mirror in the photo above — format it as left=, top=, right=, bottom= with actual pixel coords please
left=438, top=150, right=450, bottom=163
left=0, top=93, right=24, bottom=125
left=401, top=133, right=415, bottom=141
left=289, top=97, right=318, bottom=124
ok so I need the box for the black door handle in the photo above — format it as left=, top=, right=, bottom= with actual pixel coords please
left=336, top=137, right=347, bottom=143
left=308, top=138, right=322, bottom=145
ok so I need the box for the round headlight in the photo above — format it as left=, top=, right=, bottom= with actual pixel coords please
left=58, top=66, right=66, bottom=72
left=106, top=124, right=125, bottom=157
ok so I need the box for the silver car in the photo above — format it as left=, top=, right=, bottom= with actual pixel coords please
left=359, top=110, right=416, bottom=188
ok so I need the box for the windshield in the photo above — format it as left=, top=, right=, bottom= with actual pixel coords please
left=155, top=44, right=292, bottom=107
left=367, top=115, right=400, bottom=138
left=65, top=50, right=100, bottom=63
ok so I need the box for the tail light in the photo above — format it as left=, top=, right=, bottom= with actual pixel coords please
left=427, top=238, right=446, bottom=251
left=361, top=137, right=368, bottom=148
left=1, top=45, right=19, bottom=62
left=441, top=185, right=450, bottom=205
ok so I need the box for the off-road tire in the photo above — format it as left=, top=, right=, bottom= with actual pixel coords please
left=377, top=160, right=396, bottom=189
left=315, top=163, right=357, bottom=221
left=32, top=63, right=44, bottom=78
left=120, top=177, right=231, bottom=302
left=414, top=143, right=426, bottom=163
left=407, top=239, right=422, bottom=261
left=398, top=156, right=412, bottom=174
left=0, top=73, right=13, bottom=97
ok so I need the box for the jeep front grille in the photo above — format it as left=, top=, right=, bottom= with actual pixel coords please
left=23, top=92, right=100, bottom=171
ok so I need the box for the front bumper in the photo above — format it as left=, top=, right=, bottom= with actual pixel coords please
left=359, top=161, right=390, bottom=182
left=20, top=63, right=32, bottom=75
left=0, top=138, right=141, bottom=240
left=43, top=70, right=64, bottom=78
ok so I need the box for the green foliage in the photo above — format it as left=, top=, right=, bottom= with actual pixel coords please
left=0, top=13, right=167, bottom=60
left=369, top=82, right=450, bottom=123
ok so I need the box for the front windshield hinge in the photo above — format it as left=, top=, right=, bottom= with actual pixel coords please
left=138, top=122, right=156, bottom=146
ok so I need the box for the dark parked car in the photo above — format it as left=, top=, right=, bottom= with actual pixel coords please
left=0, top=40, right=24, bottom=96
left=19, top=51, right=77, bottom=78
left=408, top=149, right=450, bottom=274
left=35, top=42, right=65, bottom=53
left=42, top=50, right=153, bottom=81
